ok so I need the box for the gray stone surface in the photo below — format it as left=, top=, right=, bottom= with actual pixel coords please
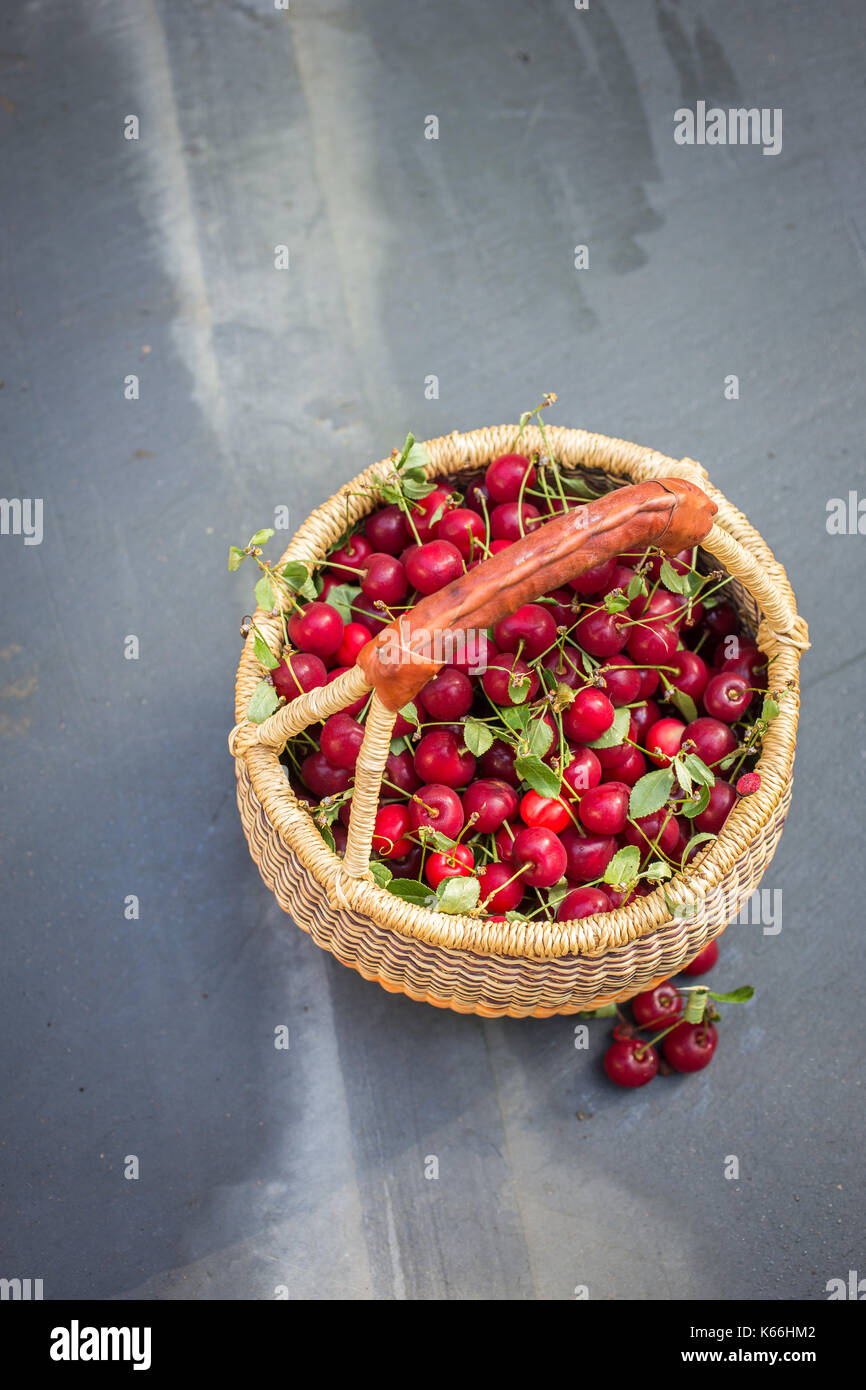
left=1, top=0, right=864, bottom=1300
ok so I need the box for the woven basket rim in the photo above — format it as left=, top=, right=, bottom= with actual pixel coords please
left=232, top=424, right=804, bottom=961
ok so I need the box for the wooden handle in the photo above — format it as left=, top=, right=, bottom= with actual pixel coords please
left=356, top=477, right=717, bottom=710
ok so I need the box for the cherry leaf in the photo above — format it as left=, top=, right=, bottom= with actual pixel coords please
left=246, top=679, right=281, bottom=723
left=628, top=767, right=674, bottom=820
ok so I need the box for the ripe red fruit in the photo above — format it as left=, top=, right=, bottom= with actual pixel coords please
left=603, top=1038, right=659, bottom=1087
left=662, top=1020, right=718, bottom=1072
left=272, top=651, right=328, bottom=702
left=351, top=593, right=390, bottom=635
left=494, top=823, right=517, bottom=863
left=482, top=654, right=539, bottom=707
left=669, top=650, right=709, bottom=702
left=561, top=747, right=603, bottom=798
left=464, top=478, right=491, bottom=515
left=569, top=557, right=616, bottom=594
left=627, top=699, right=661, bottom=746
left=574, top=608, right=628, bottom=658
left=704, top=601, right=737, bottom=637
left=490, top=500, right=541, bottom=541
left=372, top=804, right=412, bottom=859
left=414, top=730, right=476, bottom=787
left=410, top=487, right=454, bottom=542
left=365, top=504, right=410, bottom=555
left=389, top=844, right=424, bottom=880
left=540, top=644, right=583, bottom=689
left=680, top=939, right=719, bottom=976
left=603, top=746, right=646, bottom=786
left=595, top=655, right=642, bottom=705
left=632, top=981, right=684, bottom=1030
left=418, top=668, right=474, bottom=720
left=694, top=779, right=737, bottom=834
left=578, top=782, right=630, bottom=835
left=493, top=603, right=558, bottom=660
left=405, top=540, right=464, bottom=595
left=557, top=886, right=612, bottom=921
left=510, top=826, right=568, bottom=888
left=335, top=621, right=371, bottom=666
left=409, top=783, right=464, bottom=839
left=437, top=507, right=486, bottom=560
left=319, top=712, right=365, bottom=770
left=478, top=860, right=525, bottom=912
left=720, top=642, right=767, bottom=686
left=683, top=716, right=737, bottom=768
left=634, top=665, right=661, bottom=700
left=328, top=534, right=372, bottom=579
left=425, top=844, right=474, bottom=889
left=737, top=772, right=761, bottom=796
left=626, top=620, right=679, bottom=666
left=287, top=601, right=345, bottom=658
left=300, top=751, right=353, bottom=798
left=623, top=808, right=680, bottom=857
left=361, top=552, right=408, bottom=605
left=562, top=688, right=615, bottom=743
left=703, top=672, right=751, bottom=722
left=646, top=717, right=687, bottom=767
left=485, top=453, right=536, bottom=502
left=479, top=739, right=520, bottom=787
left=519, top=789, right=572, bottom=833
left=385, top=748, right=420, bottom=795
left=462, top=779, right=519, bottom=833
left=559, top=828, right=616, bottom=883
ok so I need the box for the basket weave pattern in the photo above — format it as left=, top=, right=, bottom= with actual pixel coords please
left=230, top=426, right=807, bottom=1017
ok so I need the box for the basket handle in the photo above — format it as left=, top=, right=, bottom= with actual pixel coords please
left=356, top=476, right=717, bottom=711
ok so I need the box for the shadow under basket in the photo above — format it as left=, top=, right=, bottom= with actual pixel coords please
left=230, top=425, right=809, bottom=1018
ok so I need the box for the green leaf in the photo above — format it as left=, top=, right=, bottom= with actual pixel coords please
left=579, top=1002, right=618, bottom=1018
left=526, top=720, right=554, bottom=759
left=463, top=717, right=495, bottom=757
left=399, top=701, right=420, bottom=727
left=393, top=432, right=415, bottom=470
left=323, top=583, right=361, bottom=623
left=580, top=650, right=596, bottom=676
left=514, top=755, right=562, bottom=798
left=402, top=475, right=436, bottom=500
left=547, top=879, right=571, bottom=908
left=255, top=574, right=275, bottom=612
left=500, top=703, right=530, bottom=732
left=681, top=752, right=715, bottom=787
left=282, top=561, right=310, bottom=590
left=659, top=558, right=688, bottom=594
left=416, top=826, right=457, bottom=853
left=228, top=545, right=246, bottom=572
left=626, top=573, right=647, bottom=601
left=389, top=738, right=406, bottom=755
left=673, top=757, right=693, bottom=794
left=507, top=671, right=532, bottom=704
left=628, top=767, right=674, bottom=820
left=604, top=591, right=630, bottom=613
left=708, top=985, right=755, bottom=1004
left=246, top=679, right=281, bottom=723
left=435, top=876, right=481, bottom=914
left=504, top=909, right=526, bottom=923
left=644, top=859, right=672, bottom=882
left=319, top=822, right=336, bottom=852
left=668, top=688, right=698, bottom=724
left=253, top=629, right=280, bottom=670
left=379, top=482, right=403, bottom=506
left=680, top=830, right=717, bottom=863
left=560, top=474, right=597, bottom=498
left=762, top=696, right=780, bottom=722
left=249, top=527, right=275, bottom=548
left=680, top=783, right=711, bottom=819
left=604, top=845, right=640, bottom=886
left=368, top=861, right=393, bottom=888
left=385, top=878, right=437, bottom=908
left=586, top=706, right=630, bottom=749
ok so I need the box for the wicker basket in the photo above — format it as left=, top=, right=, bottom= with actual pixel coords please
left=229, top=426, right=809, bottom=1018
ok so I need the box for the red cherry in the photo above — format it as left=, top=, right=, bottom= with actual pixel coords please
left=335, top=622, right=371, bottom=666
left=409, top=783, right=465, bottom=839
left=540, top=643, right=584, bottom=689
left=437, top=507, right=486, bottom=560
left=482, top=654, right=539, bottom=707
left=493, top=603, right=558, bottom=660
left=478, top=860, right=524, bottom=912
left=578, top=782, right=630, bottom=835
left=569, top=557, right=617, bottom=594
left=365, top=504, right=410, bottom=555
left=720, top=642, right=767, bottom=686
left=360, top=553, right=408, bottom=605
left=494, top=823, right=517, bottom=863
left=634, top=664, right=661, bottom=700
left=385, top=748, right=420, bottom=796
left=319, top=712, right=365, bottom=770
left=418, top=668, right=474, bottom=721
left=414, top=730, right=476, bottom=787
left=624, top=808, right=680, bottom=857
left=603, top=746, right=646, bottom=786
left=351, top=592, right=391, bottom=635
left=602, top=564, right=637, bottom=598
left=574, top=608, right=628, bottom=658
left=683, top=716, right=737, bottom=768
left=490, top=500, right=541, bottom=541
left=694, top=779, right=737, bottom=833
left=668, top=649, right=709, bottom=702
left=704, top=601, right=737, bottom=637
left=632, top=981, right=684, bottom=1030
left=519, top=789, right=572, bottom=833
left=328, top=534, right=372, bottom=580
left=479, top=739, right=520, bottom=787
left=603, top=1038, right=659, bottom=1087
left=562, top=688, right=615, bottom=743
left=301, top=751, right=353, bottom=798
left=461, top=779, right=519, bottom=834
left=559, top=828, right=616, bottom=882
left=557, top=885, right=613, bottom=921
left=448, top=632, right=497, bottom=677
left=703, top=672, right=751, bottom=722
left=627, top=699, right=661, bottom=746
left=626, top=620, right=679, bottom=666
left=410, top=487, right=454, bottom=542
left=485, top=453, right=536, bottom=502
left=662, top=1020, right=718, bottom=1073
left=645, top=548, right=692, bottom=583
left=405, top=540, right=464, bottom=595
left=543, top=588, right=576, bottom=627
left=646, top=717, right=687, bottom=767
left=272, top=652, right=328, bottom=702
left=595, top=655, right=642, bottom=705
left=287, top=601, right=345, bottom=658
left=425, top=844, right=475, bottom=889
left=561, top=747, right=603, bottom=798
left=372, top=804, right=412, bottom=859
left=510, top=826, right=567, bottom=888
left=464, top=478, right=492, bottom=515
left=680, top=939, right=719, bottom=975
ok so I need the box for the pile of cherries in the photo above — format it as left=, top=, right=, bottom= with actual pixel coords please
left=264, top=449, right=770, bottom=924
